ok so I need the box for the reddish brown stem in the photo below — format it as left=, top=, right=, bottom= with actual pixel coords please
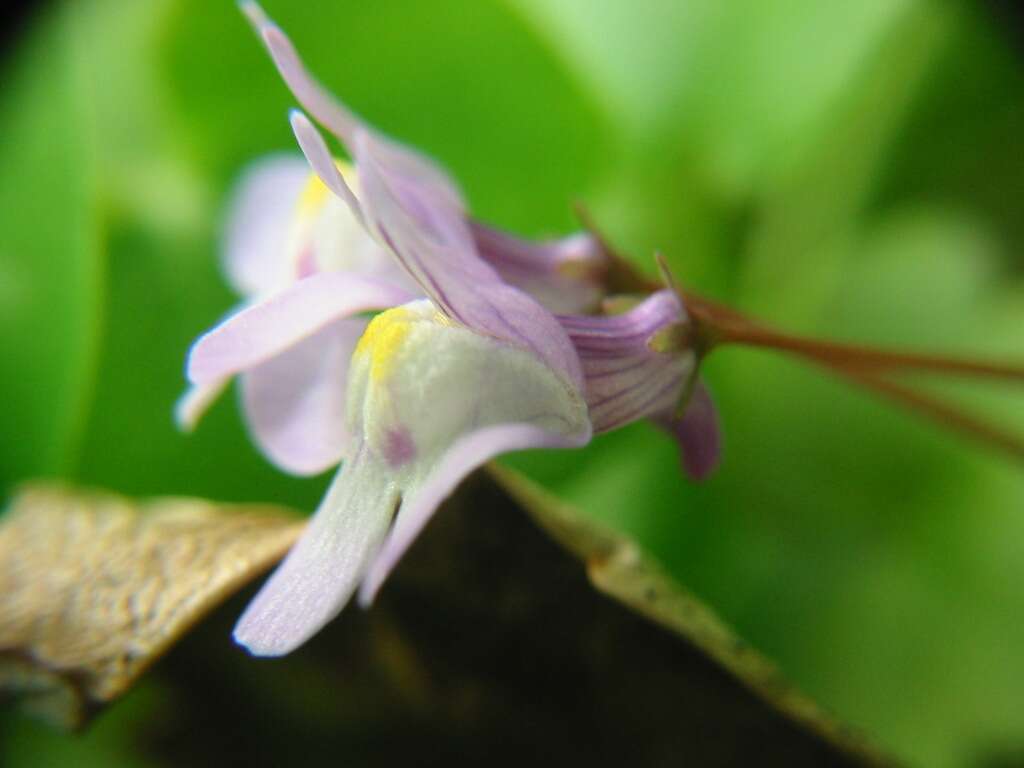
left=830, top=367, right=1024, bottom=462
left=710, top=322, right=1024, bottom=383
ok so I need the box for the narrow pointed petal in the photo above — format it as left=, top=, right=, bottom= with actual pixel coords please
left=358, top=421, right=590, bottom=605
left=174, top=377, right=230, bottom=431
left=241, top=318, right=367, bottom=475
left=187, top=271, right=413, bottom=385
left=223, top=154, right=310, bottom=296
left=562, top=290, right=696, bottom=432
left=669, top=380, right=722, bottom=480
left=289, top=111, right=363, bottom=222
left=233, top=450, right=397, bottom=656
left=243, top=3, right=464, bottom=213
left=470, top=222, right=606, bottom=314
left=240, top=1, right=359, bottom=141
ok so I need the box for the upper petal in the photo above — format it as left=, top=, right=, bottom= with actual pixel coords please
left=187, top=271, right=414, bottom=385
left=241, top=318, right=367, bottom=476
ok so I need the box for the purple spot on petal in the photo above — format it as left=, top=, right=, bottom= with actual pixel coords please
left=383, top=428, right=416, bottom=467
left=294, top=244, right=318, bottom=280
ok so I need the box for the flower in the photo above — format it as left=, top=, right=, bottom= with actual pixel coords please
left=180, top=2, right=719, bottom=656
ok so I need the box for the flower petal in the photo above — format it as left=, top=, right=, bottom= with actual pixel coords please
left=561, top=290, right=696, bottom=432
left=241, top=318, right=367, bottom=476
left=470, top=222, right=606, bottom=314
left=288, top=111, right=363, bottom=223
left=655, top=380, right=721, bottom=480
left=187, top=271, right=413, bottom=385
left=174, top=377, right=230, bottom=431
left=240, top=1, right=360, bottom=142
left=222, top=154, right=310, bottom=297
left=358, top=421, right=589, bottom=605
left=232, top=448, right=398, bottom=656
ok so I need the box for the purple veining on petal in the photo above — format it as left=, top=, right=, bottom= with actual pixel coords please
left=382, top=427, right=417, bottom=468
left=654, top=380, right=721, bottom=480
left=470, top=222, right=606, bottom=314
left=560, top=290, right=694, bottom=433
left=583, top=357, right=651, bottom=381
left=597, top=374, right=686, bottom=432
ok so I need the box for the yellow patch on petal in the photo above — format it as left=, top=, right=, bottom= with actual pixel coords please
left=354, top=306, right=419, bottom=383
left=294, top=159, right=355, bottom=221
left=295, top=173, right=330, bottom=219
left=286, top=159, right=360, bottom=277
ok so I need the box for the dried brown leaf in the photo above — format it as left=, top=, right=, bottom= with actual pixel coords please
left=0, top=484, right=303, bottom=729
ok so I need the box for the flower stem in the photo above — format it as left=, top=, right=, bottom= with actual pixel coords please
left=688, top=300, right=1024, bottom=383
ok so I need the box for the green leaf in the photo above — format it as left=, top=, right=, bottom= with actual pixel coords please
left=0, top=6, right=102, bottom=491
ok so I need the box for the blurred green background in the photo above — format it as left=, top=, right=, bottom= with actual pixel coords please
left=1, top=0, right=1023, bottom=765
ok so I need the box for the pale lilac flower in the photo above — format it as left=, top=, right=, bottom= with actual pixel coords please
left=222, top=3, right=599, bottom=655
left=184, top=2, right=717, bottom=656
